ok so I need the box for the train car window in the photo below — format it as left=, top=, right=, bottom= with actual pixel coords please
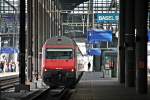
left=77, top=50, right=82, bottom=57
left=45, top=49, right=73, bottom=59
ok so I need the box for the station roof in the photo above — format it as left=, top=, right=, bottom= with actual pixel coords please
left=61, top=0, right=89, bottom=10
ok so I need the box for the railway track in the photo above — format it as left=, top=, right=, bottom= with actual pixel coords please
left=29, top=87, right=72, bottom=100
left=0, top=75, right=19, bottom=91
left=0, top=76, right=74, bottom=100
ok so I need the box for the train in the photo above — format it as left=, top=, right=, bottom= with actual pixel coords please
left=41, top=36, right=84, bottom=88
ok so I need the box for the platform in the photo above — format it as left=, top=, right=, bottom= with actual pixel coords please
left=1, top=72, right=150, bottom=100
left=69, top=72, right=150, bottom=100
left=0, top=72, right=19, bottom=78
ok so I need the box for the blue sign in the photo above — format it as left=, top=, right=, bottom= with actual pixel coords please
left=96, top=13, right=119, bottom=23
left=0, top=48, right=19, bottom=54
left=87, top=29, right=112, bottom=43
left=87, top=48, right=101, bottom=56
left=2, top=14, right=15, bottom=22
left=148, top=31, right=150, bottom=41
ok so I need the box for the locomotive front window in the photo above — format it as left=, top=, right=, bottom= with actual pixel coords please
left=46, top=49, right=73, bottom=59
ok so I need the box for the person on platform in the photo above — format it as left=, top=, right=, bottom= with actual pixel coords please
left=88, top=62, right=91, bottom=71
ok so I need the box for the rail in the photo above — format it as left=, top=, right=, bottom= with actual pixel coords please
left=27, top=87, right=71, bottom=100
left=0, top=75, right=19, bottom=91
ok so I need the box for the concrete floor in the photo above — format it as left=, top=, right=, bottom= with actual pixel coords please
left=69, top=72, right=150, bottom=100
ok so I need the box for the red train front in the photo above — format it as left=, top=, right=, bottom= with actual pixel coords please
left=41, top=36, right=82, bottom=88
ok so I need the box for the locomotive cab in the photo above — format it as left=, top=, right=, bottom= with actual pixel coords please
left=41, top=36, right=82, bottom=88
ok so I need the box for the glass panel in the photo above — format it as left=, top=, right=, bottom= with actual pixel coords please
left=46, top=49, right=73, bottom=59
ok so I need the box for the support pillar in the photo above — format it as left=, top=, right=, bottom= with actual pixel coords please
left=135, top=0, right=148, bottom=94
left=46, top=2, right=48, bottom=39
left=33, top=0, right=39, bottom=81
left=89, top=0, right=93, bottom=29
left=48, top=0, right=50, bottom=38
left=93, top=44, right=101, bottom=71
left=49, top=0, right=52, bottom=38
left=119, top=0, right=125, bottom=83
left=51, top=1, right=54, bottom=37
left=43, top=0, right=46, bottom=40
left=54, top=5, right=57, bottom=36
left=42, top=0, right=45, bottom=41
left=125, top=0, right=135, bottom=87
left=38, top=0, right=42, bottom=78
left=19, top=0, right=26, bottom=85
left=15, top=0, right=30, bottom=92
left=27, top=0, right=33, bottom=82
left=57, top=7, right=59, bottom=36
left=57, top=1, right=61, bottom=36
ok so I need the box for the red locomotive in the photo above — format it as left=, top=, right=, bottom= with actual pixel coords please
left=41, top=36, right=84, bottom=88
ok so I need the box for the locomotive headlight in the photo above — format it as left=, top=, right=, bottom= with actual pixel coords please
left=44, top=68, right=47, bottom=72
left=71, top=68, right=75, bottom=72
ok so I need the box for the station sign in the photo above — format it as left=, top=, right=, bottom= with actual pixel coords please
left=2, top=14, right=15, bottom=23
left=0, top=14, right=18, bottom=33
left=87, top=29, right=112, bottom=44
left=96, top=13, right=119, bottom=23
left=0, top=47, right=19, bottom=54
left=148, top=31, right=150, bottom=41
left=87, top=48, right=101, bottom=56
